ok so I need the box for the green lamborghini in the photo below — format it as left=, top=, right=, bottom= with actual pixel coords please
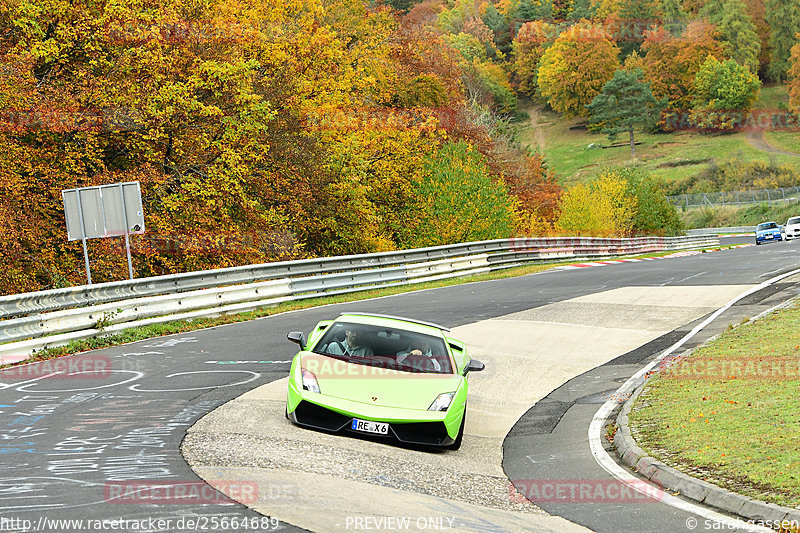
left=286, top=312, right=484, bottom=449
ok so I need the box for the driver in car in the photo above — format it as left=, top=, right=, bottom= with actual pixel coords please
left=397, top=338, right=441, bottom=372
left=326, top=327, right=374, bottom=357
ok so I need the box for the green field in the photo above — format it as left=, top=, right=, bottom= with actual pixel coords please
left=764, top=131, right=800, bottom=154
left=629, top=303, right=800, bottom=508
left=518, top=84, right=800, bottom=187
left=680, top=202, right=800, bottom=229
left=754, top=83, right=790, bottom=109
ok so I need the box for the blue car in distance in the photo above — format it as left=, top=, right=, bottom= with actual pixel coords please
left=755, top=221, right=783, bottom=245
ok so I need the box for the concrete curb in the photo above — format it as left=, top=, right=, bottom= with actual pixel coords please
left=615, top=376, right=800, bottom=526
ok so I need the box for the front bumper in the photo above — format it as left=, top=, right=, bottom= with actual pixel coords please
left=287, top=379, right=465, bottom=447
left=756, top=233, right=782, bottom=243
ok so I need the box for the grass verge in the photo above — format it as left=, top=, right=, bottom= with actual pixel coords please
left=680, top=203, right=800, bottom=229
left=764, top=130, right=800, bottom=154
left=629, top=302, right=800, bottom=508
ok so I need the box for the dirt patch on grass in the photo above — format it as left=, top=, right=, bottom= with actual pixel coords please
left=657, top=158, right=711, bottom=168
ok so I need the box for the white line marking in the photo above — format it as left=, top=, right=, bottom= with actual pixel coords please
left=14, top=371, right=144, bottom=393
left=661, top=271, right=707, bottom=286
left=0, top=372, right=61, bottom=391
left=129, top=370, right=260, bottom=392
left=588, top=268, right=800, bottom=532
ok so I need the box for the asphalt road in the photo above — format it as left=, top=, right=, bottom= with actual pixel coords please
left=1, top=236, right=798, bottom=533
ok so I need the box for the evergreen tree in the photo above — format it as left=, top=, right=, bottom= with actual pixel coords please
left=517, top=0, right=555, bottom=21
left=568, top=0, right=597, bottom=20
left=765, top=0, right=800, bottom=81
left=482, top=4, right=512, bottom=55
left=383, top=0, right=417, bottom=12
left=717, top=0, right=761, bottom=72
left=699, top=0, right=725, bottom=22
left=660, top=0, right=687, bottom=35
left=586, top=68, right=665, bottom=158
left=617, top=0, right=659, bottom=57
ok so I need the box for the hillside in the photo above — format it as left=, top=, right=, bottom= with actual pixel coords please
left=517, top=85, right=800, bottom=189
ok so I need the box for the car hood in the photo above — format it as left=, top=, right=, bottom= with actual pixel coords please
left=756, top=228, right=779, bottom=234
left=300, top=353, right=463, bottom=410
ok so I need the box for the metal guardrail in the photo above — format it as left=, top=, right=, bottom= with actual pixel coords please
left=0, top=235, right=719, bottom=358
left=686, top=226, right=755, bottom=235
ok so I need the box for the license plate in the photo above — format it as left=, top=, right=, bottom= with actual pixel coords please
left=766, top=235, right=773, bottom=239
left=351, top=418, right=389, bottom=435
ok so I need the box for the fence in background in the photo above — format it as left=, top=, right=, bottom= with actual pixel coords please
left=668, top=187, right=800, bottom=209
left=0, top=235, right=719, bottom=359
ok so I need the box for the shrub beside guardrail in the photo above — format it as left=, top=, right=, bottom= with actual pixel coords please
left=0, top=235, right=719, bottom=359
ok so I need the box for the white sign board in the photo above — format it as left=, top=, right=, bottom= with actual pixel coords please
left=62, top=181, right=145, bottom=241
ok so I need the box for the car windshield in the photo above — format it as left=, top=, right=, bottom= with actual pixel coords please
left=788, top=217, right=800, bottom=225
left=312, top=321, right=453, bottom=374
left=757, top=222, right=778, bottom=231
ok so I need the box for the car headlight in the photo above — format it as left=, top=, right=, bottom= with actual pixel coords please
left=428, top=392, right=455, bottom=412
left=301, top=368, right=320, bottom=393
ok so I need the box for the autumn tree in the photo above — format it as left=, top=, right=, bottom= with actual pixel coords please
left=765, top=0, right=800, bottom=81
left=690, top=56, right=761, bottom=131
left=556, top=167, right=680, bottom=236
left=623, top=168, right=682, bottom=235
left=640, top=21, right=723, bottom=111
left=789, top=41, right=800, bottom=111
left=587, top=68, right=665, bottom=158
left=537, top=23, right=620, bottom=117
left=0, top=0, right=460, bottom=292
left=556, top=171, right=638, bottom=236
left=512, top=20, right=555, bottom=96
left=396, top=141, right=517, bottom=247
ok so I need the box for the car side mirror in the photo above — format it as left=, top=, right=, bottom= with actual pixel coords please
left=287, top=331, right=306, bottom=350
left=463, top=359, right=485, bottom=375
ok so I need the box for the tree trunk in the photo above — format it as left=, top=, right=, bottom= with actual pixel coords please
left=629, top=127, right=636, bottom=159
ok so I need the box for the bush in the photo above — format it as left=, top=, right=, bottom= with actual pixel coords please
left=556, top=168, right=683, bottom=236
left=667, top=157, right=800, bottom=194
left=690, top=57, right=761, bottom=131
left=395, top=141, right=517, bottom=247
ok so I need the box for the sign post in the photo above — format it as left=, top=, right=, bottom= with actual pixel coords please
left=62, top=181, right=145, bottom=284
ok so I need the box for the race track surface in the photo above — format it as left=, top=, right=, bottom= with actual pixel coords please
left=2, top=236, right=798, bottom=532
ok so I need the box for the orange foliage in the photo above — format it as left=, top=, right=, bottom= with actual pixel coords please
left=641, top=21, right=724, bottom=111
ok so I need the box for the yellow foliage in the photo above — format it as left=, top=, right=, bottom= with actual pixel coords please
left=514, top=209, right=554, bottom=237
left=555, top=171, right=638, bottom=236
